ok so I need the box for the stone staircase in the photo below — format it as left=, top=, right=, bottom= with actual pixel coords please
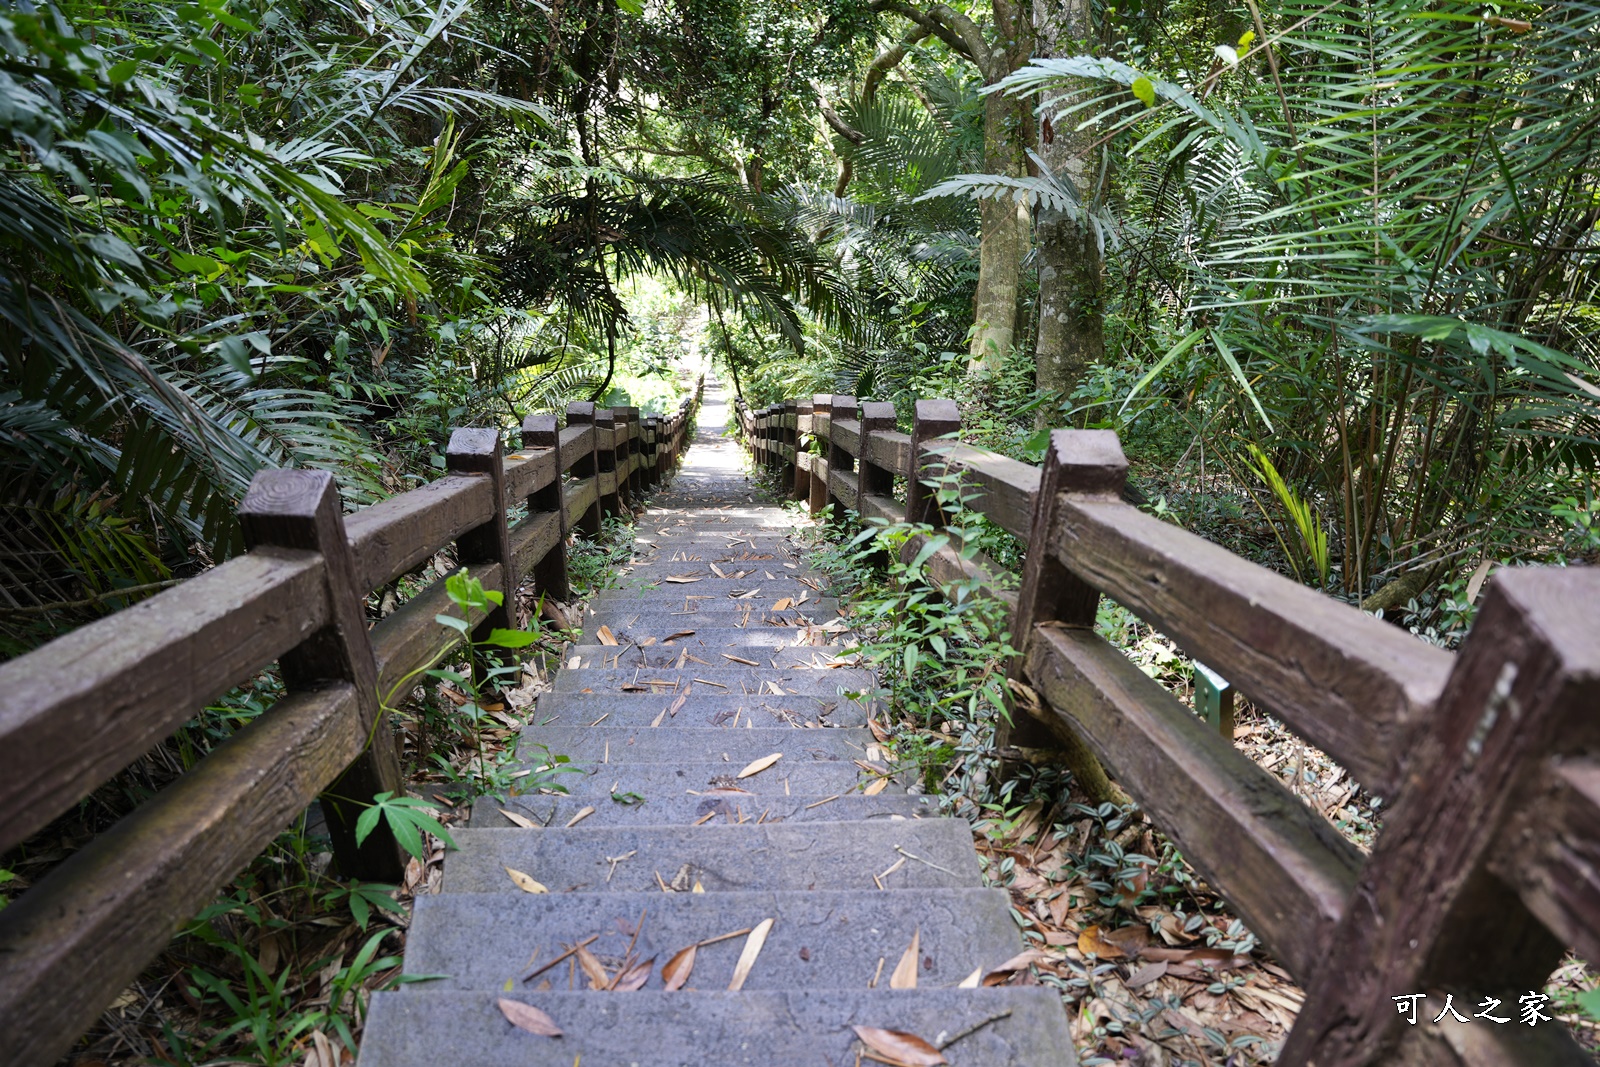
left=357, top=384, right=1076, bottom=1066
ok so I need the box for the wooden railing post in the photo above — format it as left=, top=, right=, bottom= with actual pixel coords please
left=620, top=406, right=641, bottom=499
left=859, top=401, right=897, bottom=501
left=597, top=407, right=626, bottom=514
left=565, top=402, right=602, bottom=537
left=826, top=393, right=857, bottom=514
left=809, top=394, right=831, bottom=517
left=643, top=415, right=660, bottom=487
left=446, top=429, right=515, bottom=631
left=1282, top=567, right=1600, bottom=1066
left=794, top=398, right=814, bottom=502
left=781, top=399, right=798, bottom=491
left=907, top=399, right=961, bottom=525
left=521, top=414, right=571, bottom=603
left=238, top=470, right=406, bottom=882
left=1004, top=429, right=1125, bottom=793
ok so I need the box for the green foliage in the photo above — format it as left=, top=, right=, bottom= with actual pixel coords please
left=1245, top=444, right=1330, bottom=587
left=354, top=792, right=456, bottom=861
left=995, top=2, right=1600, bottom=601
left=831, top=472, right=1019, bottom=731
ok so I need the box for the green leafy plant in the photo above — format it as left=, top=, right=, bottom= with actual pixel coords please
left=354, top=792, right=456, bottom=861
left=1244, top=443, right=1330, bottom=587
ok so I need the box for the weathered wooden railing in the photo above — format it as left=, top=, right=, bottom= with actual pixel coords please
left=737, top=393, right=1600, bottom=1067
left=0, top=388, right=699, bottom=1066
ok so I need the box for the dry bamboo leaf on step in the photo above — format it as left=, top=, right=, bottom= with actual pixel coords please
left=737, top=752, right=783, bottom=778
left=500, top=809, right=537, bottom=829
left=597, top=625, right=618, bottom=646
left=771, top=597, right=793, bottom=611
left=862, top=778, right=889, bottom=797
left=851, top=1026, right=947, bottom=1066
left=889, top=928, right=920, bottom=989
left=564, top=806, right=595, bottom=828
left=612, top=957, right=655, bottom=992
left=728, top=918, right=774, bottom=991
left=664, top=630, right=696, bottom=641
left=721, top=654, right=759, bottom=666
left=504, top=867, right=549, bottom=894
left=576, top=944, right=611, bottom=990
left=664, top=574, right=702, bottom=583
left=661, top=943, right=697, bottom=990
left=497, top=998, right=563, bottom=1038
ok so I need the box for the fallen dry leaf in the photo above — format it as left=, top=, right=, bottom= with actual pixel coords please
left=736, top=752, right=783, bottom=778
left=504, top=867, right=549, bottom=894
left=889, top=928, right=919, bottom=990
left=497, top=998, right=563, bottom=1037
left=663, top=630, right=696, bottom=641
left=564, top=806, right=595, bottom=828
left=500, top=809, right=537, bottom=829
left=772, top=597, right=794, bottom=611
left=597, top=625, right=618, bottom=646
left=851, top=1026, right=948, bottom=1066
left=1125, top=960, right=1168, bottom=988
left=981, top=949, right=1049, bottom=986
left=1078, top=925, right=1125, bottom=959
left=862, top=777, right=889, bottom=796
left=957, top=967, right=982, bottom=989
left=661, top=944, right=696, bottom=990
left=576, top=944, right=611, bottom=990
left=1102, top=924, right=1152, bottom=955
left=728, top=917, right=774, bottom=991
left=612, top=957, right=655, bottom=992
left=664, top=574, right=702, bottom=583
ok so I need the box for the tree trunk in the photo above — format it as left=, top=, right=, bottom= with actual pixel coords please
left=1031, top=0, right=1102, bottom=418
left=967, top=0, right=1034, bottom=375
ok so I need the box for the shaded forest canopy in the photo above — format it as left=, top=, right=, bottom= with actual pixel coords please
left=3, top=0, right=1599, bottom=652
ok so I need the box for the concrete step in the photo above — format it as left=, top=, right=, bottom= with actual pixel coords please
left=582, top=602, right=844, bottom=634
left=621, top=554, right=815, bottom=573
left=611, top=571, right=829, bottom=594
left=399, top=888, right=1022, bottom=993
left=440, top=820, right=982, bottom=893
left=562, top=645, right=855, bottom=670
left=360, top=988, right=1076, bottom=1067
left=593, top=586, right=829, bottom=611
left=579, top=621, right=849, bottom=646
left=591, top=583, right=830, bottom=606
left=624, top=547, right=810, bottom=566
left=526, top=691, right=873, bottom=729
left=472, top=791, right=938, bottom=828
left=550, top=666, right=875, bottom=697
left=630, top=540, right=805, bottom=559
left=513, top=726, right=872, bottom=765
left=521, top=759, right=885, bottom=798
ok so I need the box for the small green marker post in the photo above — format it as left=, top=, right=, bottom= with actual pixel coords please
left=1194, top=661, right=1235, bottom=739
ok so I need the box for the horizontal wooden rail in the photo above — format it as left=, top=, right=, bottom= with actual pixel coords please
left=736, top=393, right=1600, bottom=1067
left=1024, top=623, right=1361, bottom=979
left=0, top=551, right=329, bottom=854
left=0, top=384, right=700, bottom=1067
left=1050, top=495, right=1452, bottom=795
